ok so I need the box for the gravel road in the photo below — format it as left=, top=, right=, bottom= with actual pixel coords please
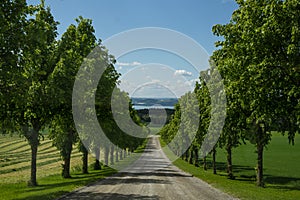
left=58, top=135, right=238, bottom=200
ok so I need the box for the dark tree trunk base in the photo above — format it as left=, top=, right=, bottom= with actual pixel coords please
left=212, top=147, right=217, bottom=175
left=28, top=126, right=39, bottom=187
left=104, top=146, right=109, bottom=166
left=82, top=148, right=89, bottom=174
left=189, top=150, right=193, bottom=164
left=194, top=149, right=199, bottom=167
left=203, top=157, right=207, bottom=171
left=226, top=145, right=234, bottom=179
left=110, top=145, right=114, bottom=165
left=94, top=160, right=101, bottom=170
left=256, top=125, right=265, bottom=187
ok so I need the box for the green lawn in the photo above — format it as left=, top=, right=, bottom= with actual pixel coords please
left=0, top=135, right=83, bottom=184
left=0, top=134, right=147, bottom=200
left=161, top=132, right=300, bottom=200
left=0, top=166, right=117, bottom=200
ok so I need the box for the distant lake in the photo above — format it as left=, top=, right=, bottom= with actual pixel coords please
left=131, top=98, right=178, bottom=110
left=133, top=105, right=175, bottom=110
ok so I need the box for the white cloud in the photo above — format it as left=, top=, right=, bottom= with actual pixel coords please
left=174, top=70, right=192, bottom=76
left=116, top=61, right=142, bottom=67
left=186, top=79, right=199, bottom=87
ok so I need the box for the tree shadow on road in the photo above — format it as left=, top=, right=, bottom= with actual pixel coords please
left=64, top=192, right=160, bottom=200
left=98, top=177, right=171, bottom=185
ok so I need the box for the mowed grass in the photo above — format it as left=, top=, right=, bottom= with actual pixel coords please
left=0, top=167, right=117, bottom=200
left=0, top=135, right=82, bottom=184
left=161, top=132, right=300, bottom=200
left=0, top=134, right=146, bottom=200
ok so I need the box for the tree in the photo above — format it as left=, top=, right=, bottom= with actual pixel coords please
left=98, top=87, right=146, bottom=166
left=210, top=51, right=244, bottom=179
left=0, top=0, right=28, bottom=134
left=160, top=92, right=200, bottom=166
left=49, top=16, right=97, bottom=178
left=212, top=0, right=300, bottom=186
left=18, top=1, right=58, bottom=186
left=195, top=73, right=211, bottom=171
left=160, top=104, right=181, bottom=150
left=94, top=51, right=120, bottom=167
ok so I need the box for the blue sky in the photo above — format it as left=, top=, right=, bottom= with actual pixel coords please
left=28, top=0, right=238, bottom=98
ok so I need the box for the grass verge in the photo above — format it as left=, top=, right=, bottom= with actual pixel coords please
left=0, top=166, right=117, bottom=200
left=159, top=135, right=300, bottom=200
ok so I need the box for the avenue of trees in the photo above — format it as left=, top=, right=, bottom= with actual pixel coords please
left=0, top=0, right=145, bottom=186
left=1, top=0, right=300, bottom=189
left=161, top=0, right=300, bottom=187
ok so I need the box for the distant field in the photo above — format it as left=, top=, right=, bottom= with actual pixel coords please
left=161, top=132, right=300, bottom=200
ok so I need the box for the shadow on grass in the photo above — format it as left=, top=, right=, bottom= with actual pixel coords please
left=197, top=159, right=300, bottom=190
left=13, top=191, right=68, bottom=200
left=12, top=167, right=117, bottom=200
left=264, top=175, right=300, bottom=190
left=199, top=160, right=255, bottom=174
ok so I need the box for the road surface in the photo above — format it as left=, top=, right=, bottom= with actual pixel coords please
left=58, top=136, right=238, bottom=200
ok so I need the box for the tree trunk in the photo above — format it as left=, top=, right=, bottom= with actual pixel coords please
left=185, top=150, right=189, bottom=162
left=203, top=156, right=207, bottom=171
left=256, top=126, right=264, bottom=187
left=110, top=145, right=114, bottom=165
left=27, top=124, right=40, bottom=186
left=119, top=149, right=123, bottom=160
left=104, top=146, right=109, bottom=166
left=62, top=156, right=71, bottom=178
left=116, top=149, right=119, bottom=162
left=62, top=146, right=72, bottom=178
left=82, top=146, right=88, bottom=174
left=123, top=149, right=126, bottom=158
left=257, top=144, right=264, bottom=186
left=189, top=149, right=193, bottom=164
left=212, top=147, right=217, bottom=174
left=194, top=149, right=199, bottom=167
left=94, top=147, right=101, bottom=170
left=29, top=142, right=38, bottom=186
left=226, top=144, right=234, bottom=179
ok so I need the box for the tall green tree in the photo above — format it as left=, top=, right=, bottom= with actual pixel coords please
left=94, top=49, right=120, bottom=167
left=161, top=92, right=200, bottom=166
left=195, top=73, right=211, bottom=171
left=0, top=0, right=27, bottom=133
left=18, top=0, right=58, bottom=186
left=49, top=16, right=97, bottom=178
left=210, top=52, right=244, bottom=179
left=212, top=0, right=300, bottom=186
left=98, top=87, right=146, bottom=166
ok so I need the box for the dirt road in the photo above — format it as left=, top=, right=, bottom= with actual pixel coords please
left=58, top=136, right=237, bottom=200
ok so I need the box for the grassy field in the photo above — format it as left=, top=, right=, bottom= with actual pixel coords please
left=0, top=134, right=85, bottom=184
left=0, top=134, right=146, bottom=200
left=161, top=132, right=300, bottom=200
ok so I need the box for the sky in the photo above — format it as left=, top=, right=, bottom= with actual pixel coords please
left=28, top=0, right=238, bottom=98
